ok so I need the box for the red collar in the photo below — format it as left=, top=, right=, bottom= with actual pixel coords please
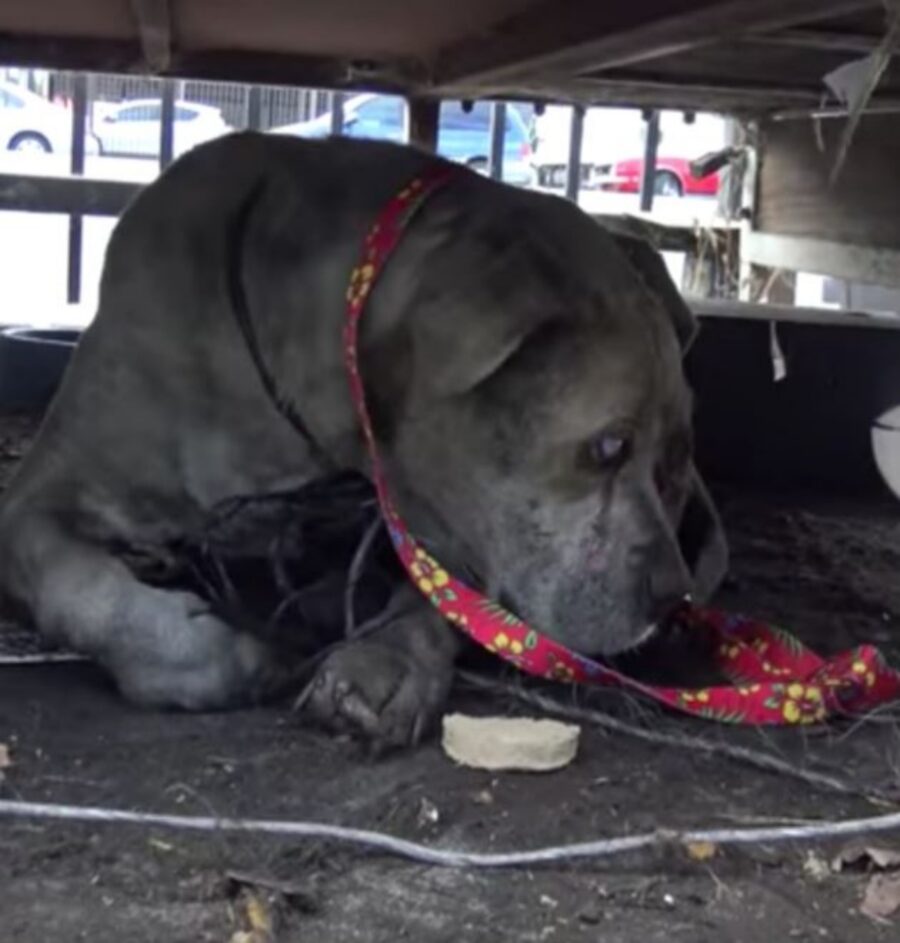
left=342, top=165, right=900, bottom=726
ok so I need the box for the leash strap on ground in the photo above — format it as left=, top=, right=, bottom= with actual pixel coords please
left=341, top=164, right=900, bottom=726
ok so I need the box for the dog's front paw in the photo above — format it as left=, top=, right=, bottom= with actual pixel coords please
left=298, top=635, right=454, bottom=750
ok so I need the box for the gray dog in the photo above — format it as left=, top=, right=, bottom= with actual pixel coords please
left=0, top=133, right=726, bottom=745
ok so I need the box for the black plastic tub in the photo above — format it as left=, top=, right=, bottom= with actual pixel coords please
left=0, top=326, right=82, bottom=410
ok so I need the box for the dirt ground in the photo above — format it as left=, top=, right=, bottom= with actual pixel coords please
left=2, top=407, right=900, bottom=943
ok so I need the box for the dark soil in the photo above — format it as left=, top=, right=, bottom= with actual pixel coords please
left=2, top=408, right=900, bottom=942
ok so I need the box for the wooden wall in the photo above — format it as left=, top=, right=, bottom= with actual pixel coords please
left=757, top=114, right=900, bottom=250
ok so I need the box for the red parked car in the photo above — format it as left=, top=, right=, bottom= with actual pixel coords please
left=601, top=157, right=719, bottom=197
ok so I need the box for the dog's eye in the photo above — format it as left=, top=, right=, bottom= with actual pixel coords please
left=588, top=430, right=632, bottom=470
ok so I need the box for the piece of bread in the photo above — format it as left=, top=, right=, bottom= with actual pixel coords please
left=441, top=713, right=580, bottom=772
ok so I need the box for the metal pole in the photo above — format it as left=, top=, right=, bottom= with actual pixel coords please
left=67, top=73, right=88, bottom=304
left=488, top=102, right=506, bottom=180
left=564, top=105, right=584, bottom=202
left=638, top=109, right=661, bottom=213
left=717, top=117, right=741, bottom=220
left=246, top=85, right=262, bottom=131
left=330, top=92, right=345, bottom=136
left=159, top=78, right=175, bottom=168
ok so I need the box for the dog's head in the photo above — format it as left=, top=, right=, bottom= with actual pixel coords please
left=366, top=176, right=727, bottom=656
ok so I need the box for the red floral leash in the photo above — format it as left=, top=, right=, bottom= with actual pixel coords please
left=343, top=165, right=900, bottom=725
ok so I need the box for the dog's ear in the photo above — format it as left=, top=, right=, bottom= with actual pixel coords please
left=677, top=465, right=729, bottom=602
left=406, top=217, right=561, bottom=399
left=612, top=232, right=698, bottom=354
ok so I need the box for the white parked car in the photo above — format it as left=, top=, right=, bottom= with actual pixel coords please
left=0, top=79, right=97, bottom=154
left=92, top=99, right=231, bottom=158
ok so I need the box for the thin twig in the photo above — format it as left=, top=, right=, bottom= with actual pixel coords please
left=2, top=798, right=900, bottom=869
left=269, top=531, right=296, bottom=598
left=458, top=672, right=899, bottom=805
left=206, top=550, right=241, bottom=611
left=266, top=585, right=314, bottom=632
left=836, top=700, right=900, bottom=741
left=344, top=516, right=383, bottom=638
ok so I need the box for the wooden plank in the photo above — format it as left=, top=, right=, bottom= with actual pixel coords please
left=0, top=34, right=418, bottom=92
left=690, top=296, right=900, bottom=330
left=590, top=213, right=738, bottom=252
left=756, top=114, right=900, bottom=247
left=742, top=229, right=900, bottom=289
left=611, top=39, right=872, bottom=92
left=0, top=174, right=141, bottom=216
left=753, top=27, right=885, bottom=54
left=433, top=0, right=876, bottom=87
left=0, top=17, right=869, bottom=116
left=0, top=34, right=142, bottom=75
left=451, top=76, right=827, bottom=113
left=773, top=103, right=900, bottom=120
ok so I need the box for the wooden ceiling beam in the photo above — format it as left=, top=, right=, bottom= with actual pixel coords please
left=432, top=0, right=879, bottom=87
left=750, top=27, right=887, bottom=55
left=0, top=33, right=419, bottom=91
left=450, top=75, right=828, bottom=113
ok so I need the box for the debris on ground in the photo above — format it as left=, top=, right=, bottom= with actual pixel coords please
left=860, top=873, right=900, bottom=921
left=228, top=886, right=279, bottom=943
left=685, top=840, right=718, bottom=862
left=832, top=843, right=900, bottom=873
left=829, top=842, right=900, bottom=921
left=416, top=796, right=440, bottom=828
left=441, top=713, right=580, bottom=771
left=803, top=850, right=831, bottom=882
left=226, top=871, right=321, bottom=916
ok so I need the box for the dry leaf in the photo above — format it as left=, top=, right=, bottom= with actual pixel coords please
left=686, top=841, right=717, bottom=862
left=861, top=873, right=900, bottom=921
left=865, top=848, right=900, bottom=870
left=244, top=895, right=272, bottom=933
left=228, top=889, right=276, bottom=943
left=226, top=870, right=320, bottom=914
left=832, top=844, right=900, bottom=873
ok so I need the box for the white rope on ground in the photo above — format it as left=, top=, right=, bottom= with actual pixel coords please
left=2, top=799, right=900, bottom=869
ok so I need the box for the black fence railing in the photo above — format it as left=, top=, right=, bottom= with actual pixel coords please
left=3, top=68, right=702, bottom=306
